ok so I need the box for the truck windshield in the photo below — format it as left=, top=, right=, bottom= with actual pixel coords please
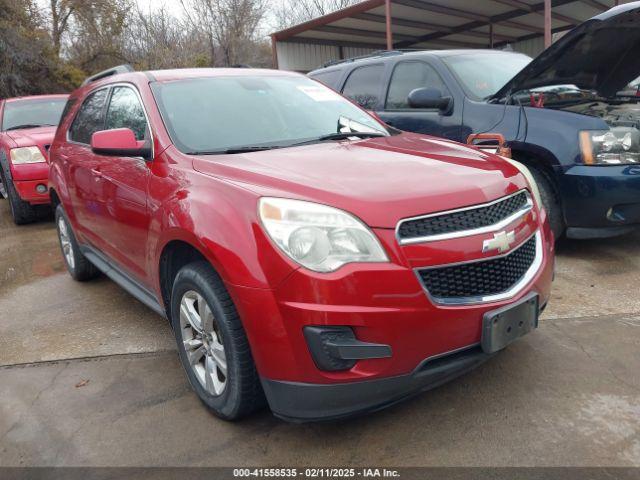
left=151, top=75, right=388, bottom=154
left=442, top=52, right=532, bottom=100
left=2, top=98, right=67, bottom=131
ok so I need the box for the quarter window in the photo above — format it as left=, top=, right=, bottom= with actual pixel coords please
left=105, top=86, right=148, bottom=141
left=69, top=89, right=108, bottom=144
left=342, top=64, right=384, bottom=110
left=386, top=62, right=449, bottom=109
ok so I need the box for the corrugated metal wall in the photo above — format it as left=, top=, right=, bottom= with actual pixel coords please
left=276, top=42, right=378, bottom=72
left=276, top=37, right=547, bottom=73
left=510, top=37, right=545, bottom=58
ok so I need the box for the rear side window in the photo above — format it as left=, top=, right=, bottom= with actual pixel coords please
left=386, top=61, right=449, bottom=109
left=105, top=86, right=148, bottom=141
left=342, top=64, right=384, bottom=110
left=69, top=89, right=108, bottom=144
left=310, top=70, right=341, bottom=89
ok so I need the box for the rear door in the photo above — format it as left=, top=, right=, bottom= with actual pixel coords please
left=377, top=60, right=463, bottom=141
left=96, top=85, right=152, bottom=281
left=65, top=87, right=110, bottom=248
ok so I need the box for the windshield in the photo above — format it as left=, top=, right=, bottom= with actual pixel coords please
left=151, top=75, right=388, bottom=154
left=442, top=52, right=532, bottom=100
left=1, top=98, right=67, bottom=131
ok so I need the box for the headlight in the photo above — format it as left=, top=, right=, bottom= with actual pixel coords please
left=10, top=146, right=46, bottom=164
left=580, top=129, right=640, bottom=165
left=259, top=197, right=389, bottom=273
left=501, top=157, right=543, bottom=210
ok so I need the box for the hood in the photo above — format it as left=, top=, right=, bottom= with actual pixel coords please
left=192, top=133, right=527, bottom=228
left=494, top=2, right=640, bottom=99
left=5, top=125, right=57, bottom=153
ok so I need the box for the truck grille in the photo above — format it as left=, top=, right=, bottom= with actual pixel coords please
left=397, top=191, right=531, bottom=243
left=417, top=234, right=538, bottom=304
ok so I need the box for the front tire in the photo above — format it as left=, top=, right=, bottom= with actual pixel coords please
left=1, top=170, right=38, bottom=225
left=170, top=261, right=264, bottom=420
left=55, top=205, right=100, bottom=281
left=529, top=167, right=565, bottom=240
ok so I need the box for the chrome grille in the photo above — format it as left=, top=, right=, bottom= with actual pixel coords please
left=417, top=233, right=539, bottom=305
left=397, top=191, right=531, bottom=244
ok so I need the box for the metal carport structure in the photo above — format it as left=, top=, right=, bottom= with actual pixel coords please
left=271, top=0, right=626, bottom=72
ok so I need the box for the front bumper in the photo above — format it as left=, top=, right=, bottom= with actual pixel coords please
left=561, top=164, right=640, bottom=237
left=230, top=214, right=554, bottom=421
left=13, top=178, right=49, bottom=204
left=262, top=345, right=493, bottom=422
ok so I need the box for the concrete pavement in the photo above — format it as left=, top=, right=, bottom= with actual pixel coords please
left=1, top=200, right=639, bottom=466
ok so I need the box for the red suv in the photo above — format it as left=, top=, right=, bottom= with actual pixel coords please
left=0, top=95, right=68, bottom=224
left=49, top=66, right=554, bottom=422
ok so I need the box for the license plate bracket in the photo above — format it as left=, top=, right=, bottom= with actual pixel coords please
left=481, top=293, right=539, bottom=354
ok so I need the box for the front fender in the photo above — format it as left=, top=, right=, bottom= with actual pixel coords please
left=149, top=175, right=297, bottom=292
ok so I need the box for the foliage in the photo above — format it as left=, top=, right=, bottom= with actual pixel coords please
left=0, top=0, right=353, bottom=97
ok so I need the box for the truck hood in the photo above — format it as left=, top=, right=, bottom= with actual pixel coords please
left=5, top=125, right=57, bottom=153
left=493, top=2, right=640, bottom=100
left=192, top=133, right=527, bottom=228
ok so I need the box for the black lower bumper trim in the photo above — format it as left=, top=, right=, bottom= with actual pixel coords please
left=261, top=346, right=492, bottom=422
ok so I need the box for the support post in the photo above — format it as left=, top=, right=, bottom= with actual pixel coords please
left=489, top=22, right=494, bottom=49
left=385, top=0, right=393, bottom=50
left=544, top=0, right=552, bottom=48
left=271, top=35, right=279, bottom=69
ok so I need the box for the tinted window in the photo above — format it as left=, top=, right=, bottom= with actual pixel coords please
left=69, top=89, right=108, bottom=144
left=105, top=87, right=148, bottom=141
left=1, top=98, right=67, bottom=131
left=310, top=70, right=341, bottom=89
left=151, top=75, right=387, bottom=154
left=386, top=62, right=449, bottom=109
left=342, top=64, right=384, bottom=110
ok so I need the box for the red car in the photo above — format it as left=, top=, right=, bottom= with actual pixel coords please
left=49, top=66, right=554, bottom=422
left=0, top=95, right=68, bottom=224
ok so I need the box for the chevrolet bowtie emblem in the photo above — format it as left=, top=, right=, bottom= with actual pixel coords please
left=483, top=230, right=516, bottom=254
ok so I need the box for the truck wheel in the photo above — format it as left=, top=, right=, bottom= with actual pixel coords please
left=1, top=170, right=38, bottom=225
left=529, top=167, right=565, bottom=240
left=55, top=205, right=100, bottom=281
left=170, top=261, right=264, bottom=420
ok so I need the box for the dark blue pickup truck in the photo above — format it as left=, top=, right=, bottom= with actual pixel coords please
left=309, top=2, right=640, bottom=240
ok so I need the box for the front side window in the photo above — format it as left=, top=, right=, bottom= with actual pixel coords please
left=1, top=98, right=67, bottom=131
left=386, top=61, right=450, bottom=109
left=151, top=75, right=388, bottom=154
left=105, top=87, right=148, bottom=141
left=341, top=64, right=384, bottom=110
left=69, top=89, right=108, bottom=144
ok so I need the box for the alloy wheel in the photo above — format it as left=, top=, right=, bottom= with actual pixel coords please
left=58, top=216, right=75, bottom=270
left=180, top=290, right=228, bottom=396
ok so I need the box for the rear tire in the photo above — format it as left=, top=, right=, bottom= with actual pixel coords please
left=55, top=205, right=100, bottom=281
left=170, top=261, right=265, bottom=420
left=529, top=166, right=565, bottom=240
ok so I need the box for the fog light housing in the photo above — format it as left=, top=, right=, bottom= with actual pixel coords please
left=36, top=184, right=47, bottom=194
left=303, top=326, right=392, bottom=371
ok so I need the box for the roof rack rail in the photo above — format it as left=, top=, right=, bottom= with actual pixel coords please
left=321, top=50, right=405, bottom=69
left=81, top=64, right=135, bottom=86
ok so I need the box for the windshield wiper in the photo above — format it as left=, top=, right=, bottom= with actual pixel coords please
left=187, top=145, right=286, bottom=155
left=318, top=132, right=386, bottom=141
left=5, top=123, right=54, bottom=131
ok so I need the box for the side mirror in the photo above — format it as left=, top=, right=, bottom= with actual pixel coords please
left=407, top=88, right=453, bottom=113
left=91, top=128, right=151, bottom=160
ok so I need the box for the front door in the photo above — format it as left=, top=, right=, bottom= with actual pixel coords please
left=377, top=60, right=462, bottom=141
left=95, top=85, right=152, bottom=282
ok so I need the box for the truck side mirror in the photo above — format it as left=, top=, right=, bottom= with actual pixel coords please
left=408, top=88, right=453, bottom=114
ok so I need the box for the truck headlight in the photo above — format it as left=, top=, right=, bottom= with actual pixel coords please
left=259, top=197, right=388, bottom=273
left=10, top=146, right=46, bottom=164
left=580, top=129, right=640, bottom=165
